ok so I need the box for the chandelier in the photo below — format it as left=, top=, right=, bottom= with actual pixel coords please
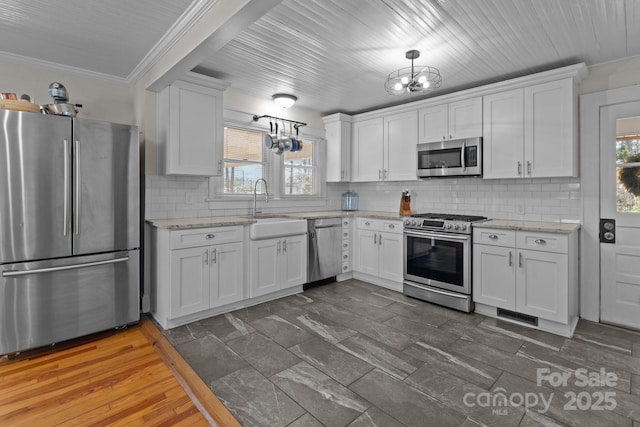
left=385, top=50, right=441, bottom=95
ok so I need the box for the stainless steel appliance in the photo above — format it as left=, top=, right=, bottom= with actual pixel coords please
left=417, top=137, right=482, bottom=178
left=307, top=218, right=342, bottom=284
left=0, top=110, right=140, bottom=355
left=403, top=213, right=486, bottom=312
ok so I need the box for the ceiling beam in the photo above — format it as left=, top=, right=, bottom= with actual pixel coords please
left=141, top=0, right=283, bottom=92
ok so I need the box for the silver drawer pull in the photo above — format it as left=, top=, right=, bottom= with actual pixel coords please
left=343, top=221, right=348, bottom=226
left=206, top=233, right=215, bottom=239
left=343, top=254, right=348, bottom=259
left=489, top=234, right=499, bottom=240
left=388, top=224, right=395, bottom=229
left=534, top=239, right=546, bottom=245
left=365, top=221, right=371, bottom=226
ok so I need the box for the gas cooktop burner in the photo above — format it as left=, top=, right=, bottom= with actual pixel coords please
left=404, top=212, right=487, bottom=234
left=410, top=213, right=488, bottom=222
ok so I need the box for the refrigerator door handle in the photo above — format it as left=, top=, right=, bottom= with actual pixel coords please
left=74, top=140, right=81, bottom=235
left=63, top=139, right=71, bottom=236
left=2, top=256, right=129, bottom=277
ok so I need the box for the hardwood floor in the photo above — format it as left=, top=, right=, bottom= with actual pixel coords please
left=0, top=319, right=239, bottom=426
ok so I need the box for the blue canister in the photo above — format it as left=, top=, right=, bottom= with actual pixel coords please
left=341, top=190, right=358, bottom=211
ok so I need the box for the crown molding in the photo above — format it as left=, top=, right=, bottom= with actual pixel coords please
left=125, top=0, right=216, bottom=85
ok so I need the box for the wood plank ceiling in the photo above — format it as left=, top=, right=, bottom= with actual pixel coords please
left=0, top=0, right=639, bottom=115
left=195, top=0, right=640, bottom=114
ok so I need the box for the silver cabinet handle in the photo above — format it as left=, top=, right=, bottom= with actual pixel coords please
left=283, top=240, right=287, bottom=252
left=218, top=159, right=222, bottom=174
left=509, top=251, right=513, bottom=266
left=74, top=140, right=81, bottom=235
left=365, top=221, right=371, bottom=226
left=527, top=161, right=532, bottom=175
left=206, top=233, right=215, bottom=239
left=449, top=134, right=453, bottom=139
left=203, top=249, right=208, bottom=265
left=211, top=248, right=217, bottom=264
left=374, top=234, right=377, bottom=245
left=277, top=241, right=281, bottom=253
left=63, top=139, right=71, bottom=236
left=534, top=239, right=546, bottom=245
left=489, top=234, right=498, bottom=240
left=517, top=161, right=522, bottom=176
left=519, top=252, right=523, bottom=268
left=388, top=224, right=395, bottom=229
left=379, top=233, right=383, bottom=245
left=341, top=170, right=344, bottom=179
left=3, top=256, right=129, bottom=277
left=378, top=169, right=382, bottom=180
left=384, top=169, right=388, bottom=179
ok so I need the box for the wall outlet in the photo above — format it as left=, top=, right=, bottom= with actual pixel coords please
left=516, top=203, right=525, bottom=215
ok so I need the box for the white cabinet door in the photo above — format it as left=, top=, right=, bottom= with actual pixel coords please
left=418, top=104, right=448, bottom=143
left=170, top=246, right=210, bottom=317
left=473, top=244, right=516, bottom=309
left=210, top=242, right=244, bottom=308
left=164, top=80, right=223, bottom=175
left=324, top=116, right=352, bottom=182
left=384, top=110, right=418, bottom=181
left=352, top=118, right=383, bottom=181
left=448, top=97, right=483, bottom=139
left=482, top=89, right=525, bottom=179
left=354, top=229, right=378, bottom=276
left=524, top=78, right=575, bottom=177
left=379, top=231, right=403, bottom=282
left=250, top=238, right=280, bottom=298
left=516, top=249, right=568, bottom=323
left=281, top=234, right=308, bottom=289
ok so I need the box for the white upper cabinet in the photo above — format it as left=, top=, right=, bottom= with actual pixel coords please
left=157, top=73, right=230, bottom=175
left=483, top=77, right=577, bottom=179
left=418, top=97, right=482, bottom=143
left=323, top=113, right=352, bottom=182
left=352, top=110, right=418, bottom=182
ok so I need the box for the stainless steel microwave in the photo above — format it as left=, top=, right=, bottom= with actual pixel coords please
left=416, top=137, right=482, bottom=178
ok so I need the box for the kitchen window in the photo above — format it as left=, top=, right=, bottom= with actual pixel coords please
left=222, top=127, right=264, bottom=194
left=211, top=125, right=321, bottom=199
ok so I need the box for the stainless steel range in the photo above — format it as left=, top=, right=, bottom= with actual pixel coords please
left=403, top=213, right=487, bottom=312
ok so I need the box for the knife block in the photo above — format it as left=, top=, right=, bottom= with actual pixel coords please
left=399, top=197, right=412, bottom=216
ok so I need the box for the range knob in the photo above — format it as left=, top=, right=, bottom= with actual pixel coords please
left=461, top=224, right=467, bottom=230
left=445, top=223, right=452, bottom=229
left=453, top=224, right=460, bottom=230
left=405, top=219, right=411, bottom=226
left=412, top=220, right=418, bottom=226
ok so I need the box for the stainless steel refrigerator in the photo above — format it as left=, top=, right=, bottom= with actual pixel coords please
left=0, top=110, right=140, bottom=355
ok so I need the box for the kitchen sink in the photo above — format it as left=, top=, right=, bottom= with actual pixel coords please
left=249, top=217, right=307, bottom=240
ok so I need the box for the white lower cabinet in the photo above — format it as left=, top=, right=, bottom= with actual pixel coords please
left=473, top=227, right=577, bottom=336
left=151, top=225, right=244, bottom=328
left=250, top=234, right=307, bottom=298
left=354, top=218, right=403, bottom=288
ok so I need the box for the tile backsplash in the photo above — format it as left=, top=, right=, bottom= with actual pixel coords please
left=145, top=175, right=580, bottom=223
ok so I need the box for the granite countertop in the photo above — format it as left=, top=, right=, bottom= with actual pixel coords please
left=474, top=219, right=581, bottom=234
left=147, top=210, right=406, bottom=229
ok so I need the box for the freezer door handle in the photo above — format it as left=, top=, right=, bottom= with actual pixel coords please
left=2, top=256, right=129, bottom=277
left=74, top=140, right=81, bottom=235
left=63, top=139, right=71, bottom=236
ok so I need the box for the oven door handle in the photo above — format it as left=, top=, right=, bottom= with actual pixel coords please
left=404, top=230, right=470, bottom=242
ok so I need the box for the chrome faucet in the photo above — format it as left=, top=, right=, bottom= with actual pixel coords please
left=253, top=178, right=268, bottom=216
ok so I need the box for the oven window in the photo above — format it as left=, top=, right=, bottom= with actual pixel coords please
left=418, top=148, right=462, bottom=170
left=406, top=234, right=464, bottom=287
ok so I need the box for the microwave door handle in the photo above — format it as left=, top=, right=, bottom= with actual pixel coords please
left=461, top=142, right=466, bottom=171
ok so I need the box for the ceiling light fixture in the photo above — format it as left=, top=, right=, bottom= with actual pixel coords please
left=385, top=50, right=441, bottom=95
left=272, top=93, right=297, bottom=108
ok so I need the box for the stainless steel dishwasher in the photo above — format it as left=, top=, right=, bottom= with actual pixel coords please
left=307, top=217, right=342, bottom=284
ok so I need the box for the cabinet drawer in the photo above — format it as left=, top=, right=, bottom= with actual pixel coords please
left=383, top=221, right=402, bottom=234
left=473, top=228, right=516, bottom=247
left=517, top=232, right=568, bottom=254
left=357, top=218, right=379, bottom=230
left=171, top=226, right=243, bottom=249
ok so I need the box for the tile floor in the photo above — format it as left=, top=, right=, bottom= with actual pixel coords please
left=161, top=279, right=640, bottom=427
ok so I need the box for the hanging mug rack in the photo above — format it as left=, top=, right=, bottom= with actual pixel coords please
left=253, top=114, right=306, bottom=155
